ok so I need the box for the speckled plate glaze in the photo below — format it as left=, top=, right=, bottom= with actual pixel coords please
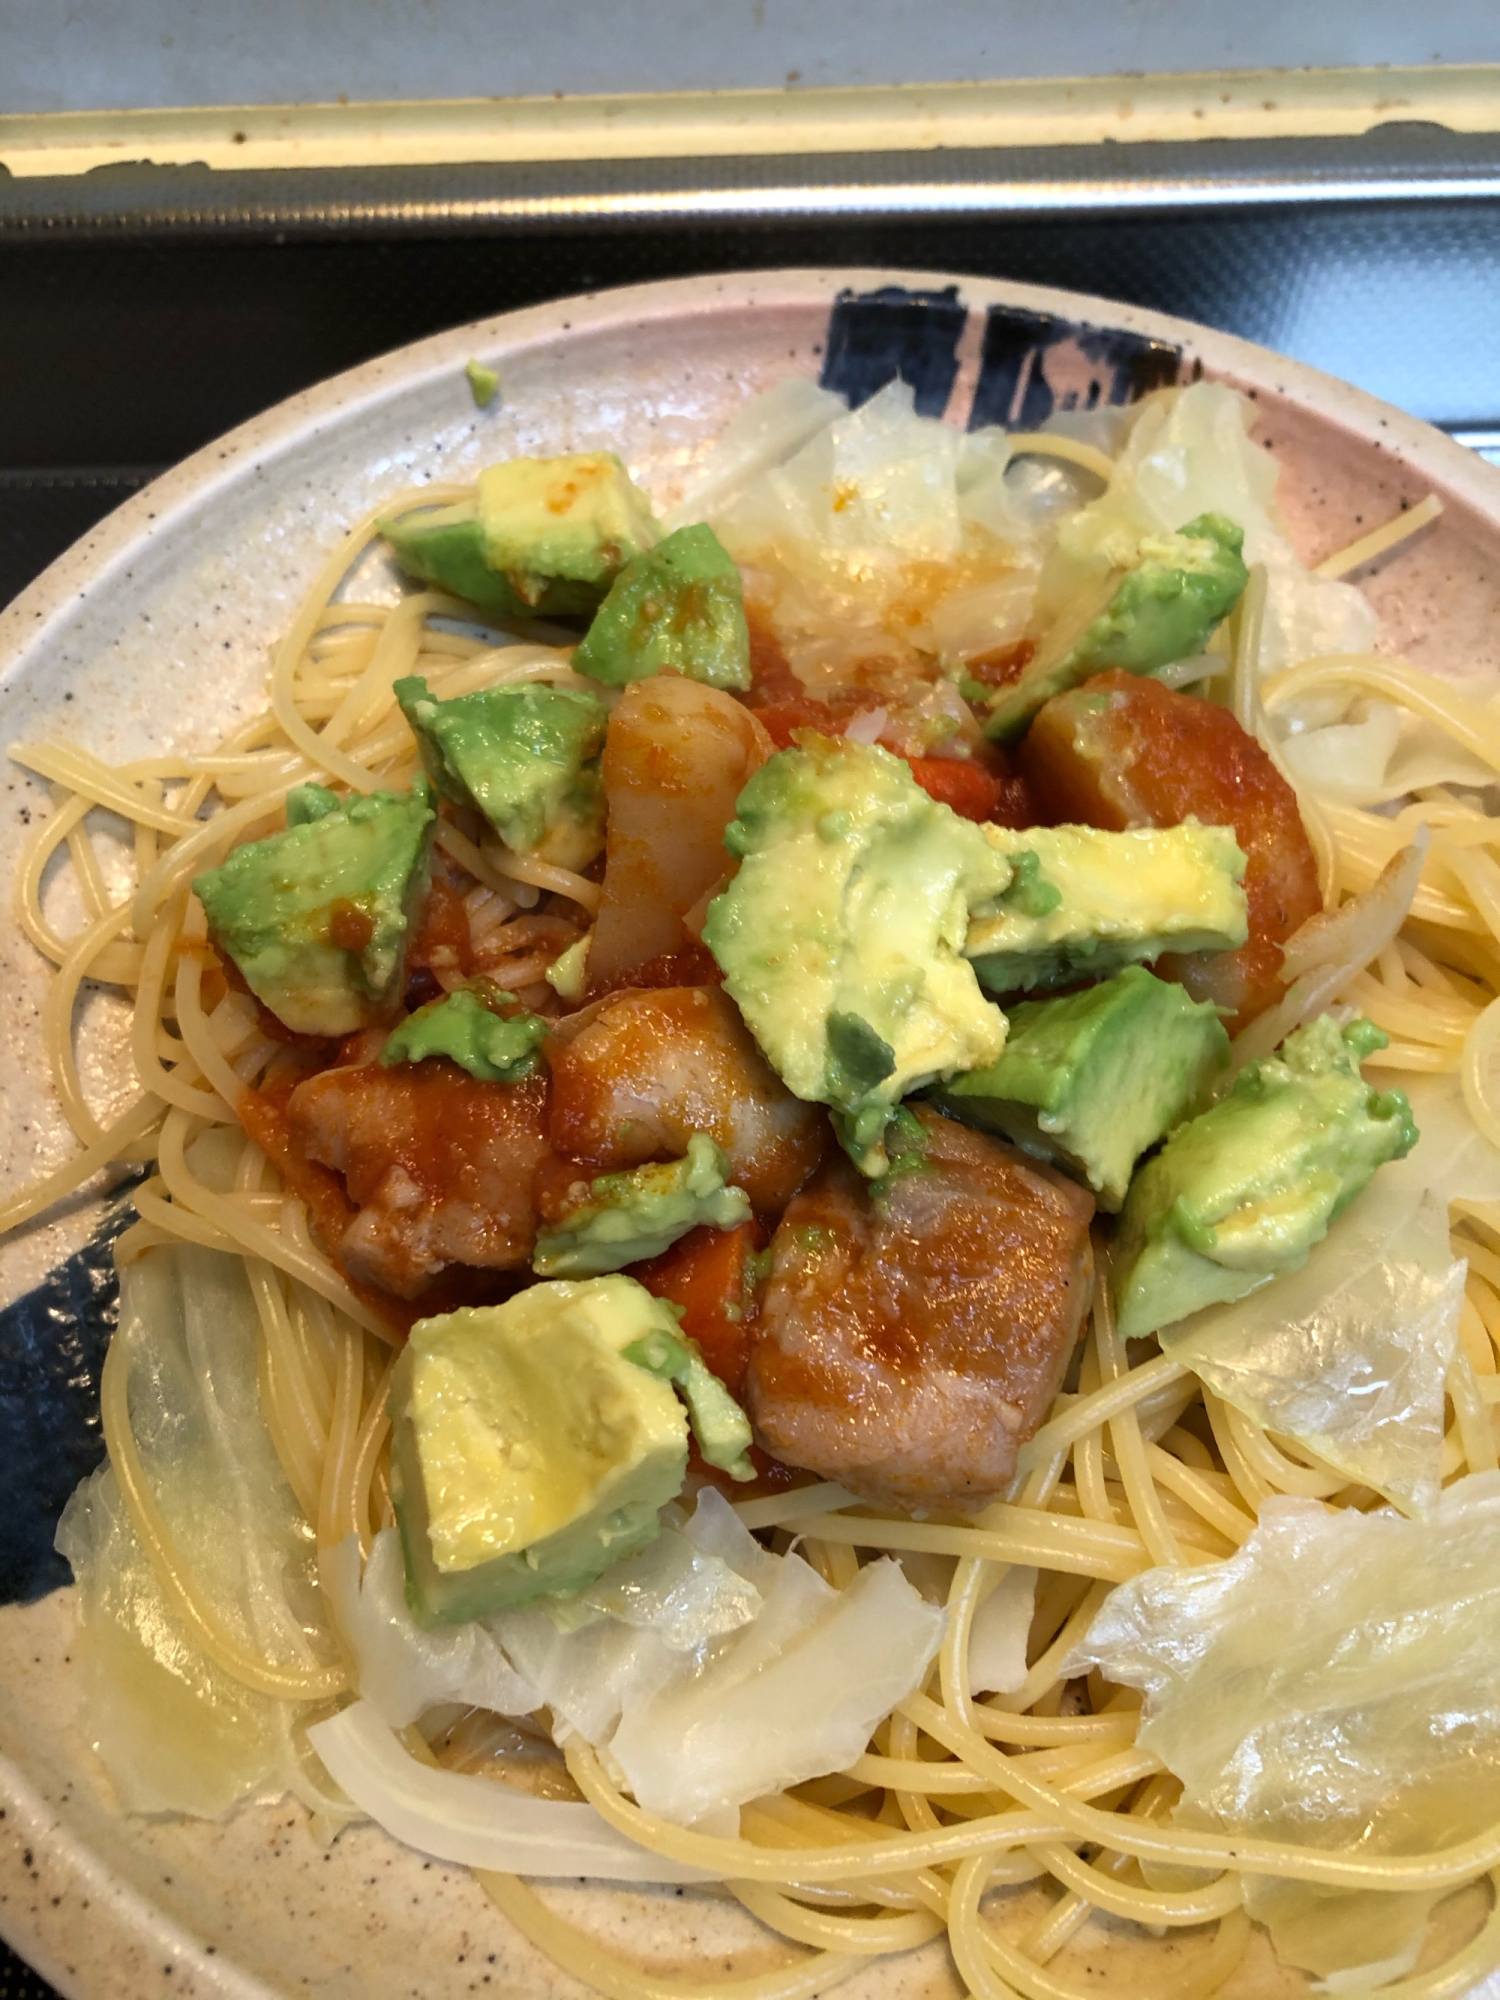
left=3, top=270, right=1500, bottom=2000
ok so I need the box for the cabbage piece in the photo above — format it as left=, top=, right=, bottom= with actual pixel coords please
left=1065, top=1475, right=1500, bottom=1979
left=1277, top=700, right=1404, bottom=802
left=711, top=380, right=1037, bottom=687
left=55, top=1160, right=341, bottom=1816
left=57, top=1463, right=297, bottom=1818
left=663, top=377, right=849, bottom=530
left=321, top=1532, right=542, bottom=1729
left=307, top=1700, right=716, bottom=1882
left=1158, top=1070, right=1500, bottom=1515
left=1053, top=381, right=1378, bottom=674
left=491, top=1489, right=769, bottom=1747
left=570, top=1508, right=765, bottom=1642
left=1397, top=1071, right=1500, bottom=1205
left=499, top=1487, right=943, bottom=1826
left=608, top=1554, right=944, bottom=1825
left=1278, top=694, right=1500, bottom=807
left=719, top=377, right=963, bottom=564
left=967, top=1565, right=1037, bottom=1697
left=1159, top=1179, right=1464, bottom=1514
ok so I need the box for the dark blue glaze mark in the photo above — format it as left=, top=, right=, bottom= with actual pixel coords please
left=969, top=306, right=1182, bottom=431
left=820, top=285, right=968, bottom=416
left=0, top=1185, right=140, bottom=1604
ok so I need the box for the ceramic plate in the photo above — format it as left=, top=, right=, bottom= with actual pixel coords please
left=3, top=268, right=1499, bottom=2000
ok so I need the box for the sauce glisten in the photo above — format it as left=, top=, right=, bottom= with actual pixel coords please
left=749, top=1108, right=1096, bottom=1513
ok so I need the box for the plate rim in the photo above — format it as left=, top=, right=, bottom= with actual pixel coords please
left=7, top=263, right=1500, bottom=687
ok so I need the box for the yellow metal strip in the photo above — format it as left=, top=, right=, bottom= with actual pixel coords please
left=3, top=65, right=1499, bottom=180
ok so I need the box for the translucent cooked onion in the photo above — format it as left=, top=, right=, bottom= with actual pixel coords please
left=1231, top=832, right=1429, bottom=1066
left=307, top=1700, right=717, bottom=1882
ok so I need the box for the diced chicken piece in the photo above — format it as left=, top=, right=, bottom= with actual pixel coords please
left=588, top=675, right=772, bottom=988
left=285, top=1061, right=554, bottom=1298
left=748, top=1108, right=1094, bottom=1513
left=546, top=985, right=826, bottom=1215
left=1020, top=670, right=1321, bottom=1032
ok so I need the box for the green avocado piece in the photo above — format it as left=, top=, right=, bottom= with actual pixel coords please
left=932, top=966, right=1230, bottom=1209
left=464, top=359, right=499, bottom=408
left=395, top=673, right=608, bottom=870
left=533, top=1134, right=753, bottom=1278
left=545, top=934, right=591, bottom=1002
left=985, top=513, right=1249, bottom=743
left=965, top=821, right=1248, bottom=995
left=193, top=781, right=435, bottom=1037
left=379, top=499, right=602, bottom=621
left=572, top=523, right=750, bottom=690
left=703, top=736, right=1011, bottom=1177
left=285, top=782, right=341, bottom=826
left=620, top=1318, right=755, bottom=1480
left=478, top=452, right=660, bottom=587
left=381, top=452, right=658, bottom=620
left=389, top=1278, right=691, bottom=1622
left=380, top=987, right=549, bottom=1082
left=1111, top=1016, right=1418, bottom=1338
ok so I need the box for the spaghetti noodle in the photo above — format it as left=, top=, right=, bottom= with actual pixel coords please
left=7, top=434, right=1500, bottom=2000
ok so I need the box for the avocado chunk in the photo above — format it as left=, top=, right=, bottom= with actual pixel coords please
left=380, top=986, right=549, bottom=1082
left=285, top=781, right=341, bottom=826
left=533, top=1134, right=753, bottom=1278
left=572, top=523, right=751, bottom=691
left=381, top=500, right=601, bottom=621
left=985, top=514, right=1249, bottom=743
left=390, top=1277, right=695, bottom=1622
left=932, top=967, right=1229, bottom=1209
left=193, top=781, right=435, bottom=1037
left=545, top=933, right=591, bottom=1002
left=965, top=821, right=1248, bottom=996
left=1112, top=1016, right=1418, bottom=1337
left=620, top=1315, right=755, bottom=1479
left=395, top=674, right=608, bottom=870
left=478, top=452, right=659, bottom=584
left=464, top=359, right=499, bottom=408
left=703, top=736, right=1012, bottom=1177
left=381, top=452, right=660, bottom=621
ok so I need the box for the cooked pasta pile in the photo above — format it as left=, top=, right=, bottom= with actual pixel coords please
left=8, top=443, right=1500, bottom=2000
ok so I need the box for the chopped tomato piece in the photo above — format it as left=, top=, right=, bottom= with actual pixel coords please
left=634, top=1219, right=767, bottom=1401
left=404, top=874, right=475, bottom=1010
left=749, top=695, right=842, bottom=750
left=408, top=875, right=474, bottom=976
left=744, top=609, right=806, bottom=704
left=964, top=639, right=1036, bottom=689
left=906, top=756, right=1006, bottom=823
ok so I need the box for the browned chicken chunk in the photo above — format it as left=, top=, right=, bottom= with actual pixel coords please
left=748, top=1108, right=1095, bottom=1513
left=546, top=985, right=826, bottom=1216
left=1020, top=670, right=1322, bottom=1033
left=285, top=1060, right=554, bottom=1298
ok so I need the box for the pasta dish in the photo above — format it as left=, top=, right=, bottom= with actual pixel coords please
left=7, top=371, right=1500, bottom=2000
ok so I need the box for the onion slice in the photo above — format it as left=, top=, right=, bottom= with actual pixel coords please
left=1230, top=830, right=1429, bottom=1068
left=307, top=1701, right=719, bottom=1883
